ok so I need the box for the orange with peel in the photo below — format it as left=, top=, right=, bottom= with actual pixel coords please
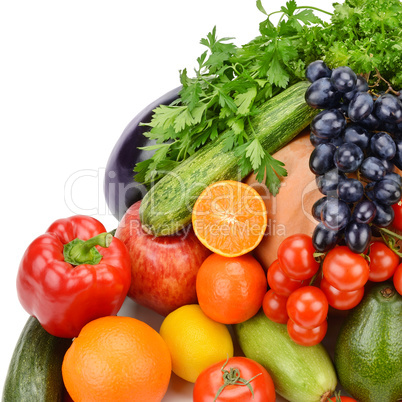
left=62, top=316, right=171, bottom=402
left=196, top=252, right=267, bottom=324
left=192, top=180, right=267, bottom=257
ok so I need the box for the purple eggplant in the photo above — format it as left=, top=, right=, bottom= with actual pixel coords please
left=104, top=86, right=180, bottom=220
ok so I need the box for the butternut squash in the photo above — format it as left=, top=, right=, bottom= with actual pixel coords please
left=246, top=130, right=321, bottom=270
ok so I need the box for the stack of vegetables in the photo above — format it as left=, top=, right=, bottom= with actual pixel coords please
left=3, top=0, right=402, bottom=401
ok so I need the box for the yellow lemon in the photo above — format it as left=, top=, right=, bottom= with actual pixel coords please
left=159, top=304, right=234, bottom=383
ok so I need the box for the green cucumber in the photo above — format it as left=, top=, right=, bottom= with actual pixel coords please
left=334, top=282, right=402, bottom=402
left=2, top=316, right=72, bottom=402
left=140, top=80, right=317, bottom=236
left=234, top=311, right=337, bottom=402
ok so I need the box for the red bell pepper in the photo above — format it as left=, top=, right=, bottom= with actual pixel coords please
left=16, top=215, right=131, bottom=338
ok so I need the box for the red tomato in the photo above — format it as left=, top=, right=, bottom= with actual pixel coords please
left=193, top=356, right=276, bottom=402
left=262, top=289, right=289, bottom=324
left=322, top=246, right=369, bottom=291
left=286, top=286, right=328, bottom=329
left=391, top=202, right=402, bottom=231
left=287, top=318, right=327, bottom=346
left=394, top=263, right=402, bottom=295
left=368, top=242, right=400, bottom=282
left=277, top=234, right=320, bottom=280
left=267, top=259, right=307, bottom=296
left=320, top=276, right=364, bottom=310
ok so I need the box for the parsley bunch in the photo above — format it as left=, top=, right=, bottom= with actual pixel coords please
left=134, top=0, right=402, bottom=194
left=302, top=0, right=402, bottom=89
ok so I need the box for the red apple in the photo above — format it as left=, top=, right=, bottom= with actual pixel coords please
left=115, top=201, right=212, bottom=316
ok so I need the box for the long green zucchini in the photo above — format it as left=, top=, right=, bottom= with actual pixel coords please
left=140, top=80, right=317, bottom=236
left=2, top=316, right=72, bottom=402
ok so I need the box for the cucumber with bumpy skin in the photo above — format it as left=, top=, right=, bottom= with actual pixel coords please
left=235, top=311, right=337, bottom=402
left=2, top=316, right=72, bottom=402
left=139, top=80, right=317, bottom=236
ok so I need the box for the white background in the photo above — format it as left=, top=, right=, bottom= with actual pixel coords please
left=1, top=0, right=334, bottom=399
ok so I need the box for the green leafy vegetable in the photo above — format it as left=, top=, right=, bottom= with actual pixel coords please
left=135, top=0, right=402, bottom=193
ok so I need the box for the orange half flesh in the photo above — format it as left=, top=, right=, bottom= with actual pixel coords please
left=192, top=180, right=267, bottom=257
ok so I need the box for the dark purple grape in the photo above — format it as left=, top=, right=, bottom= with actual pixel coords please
left=384, top=172, right=402, bottom=186
left=356, top=75, right=369, bottom=92
left=316, top=168, right=347, bottom=195
left=342, top=124, right=371, bottom=149
left=310, top=109, right=346, bottom=139
left=348, top=92, right=374, bottom=122
left=337, top=103, right=349, bottom=117
left=342, top=76, right=369, bottom=104
left=330, top=66, right=357, bottom=93
left=374, top=94, right=402, bottom=124
left=309, top=143, right=336, bottom=175
left=381, top=159, right=395, bottom=173
left=306, top=60, right=332, bottom=83
left=312, top=223, right=339, bottom=252
left=381, top=121, right=398, bottom=135
left=310, top=132, right=329, bottom=147
left=330, top=136, right=344, bottom=147
left=312, top=197, right=328, bottom=221
left=305, top=78, right=342, bottom=109
left=365, top=181, right=376, bottom=200
left=360, top=156, right=387, bottom=181
left=352, top=199, right=377, bottom=224
left=391, top=138, right=402, bottom=170
left=372, top=201, right=394, bottom=227
left=333, top=142, right=364, bottom=173
left=345, top=221, right=371, bottom=254
left=373, top=178, right=402, bottom=205
left=337, top=178, right=364, bottom=203
left=321, top=198, right=351, bottom=231
left=370, top=132, right=396, bottom=160
left=359, top=113, right=381, bottom=130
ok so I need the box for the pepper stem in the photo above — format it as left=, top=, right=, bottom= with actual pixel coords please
left=63, top=232, right=114, bottom=266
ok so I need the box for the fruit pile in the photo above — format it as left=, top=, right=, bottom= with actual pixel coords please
left=4, top=59, right=402, bottom=402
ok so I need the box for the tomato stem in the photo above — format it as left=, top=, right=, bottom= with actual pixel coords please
left=214, top=356, right=262, bottom=401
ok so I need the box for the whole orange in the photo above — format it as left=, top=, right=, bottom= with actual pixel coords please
left=196, top=253, right=267, bottom=324
left=62, top=316, right=171, bottom=402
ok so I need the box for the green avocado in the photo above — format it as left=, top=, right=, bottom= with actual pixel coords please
left=334, top=282, right=402, bottom=402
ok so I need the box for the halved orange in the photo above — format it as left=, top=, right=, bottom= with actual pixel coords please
left=192, top=180, right=267, bottom=257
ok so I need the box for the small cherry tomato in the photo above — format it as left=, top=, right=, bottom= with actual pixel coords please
left=320, top=276, right=364, bottom=310
left=368, top=242, right=400, bottom=282
left=193, top=356, right=276, bottom=402
left=394, top=263, right=402, bottom=295
left=329, top=395, right=358, bottom=401
left=322, top=246, right=369, bottom=291
left=287, top=318, right=327, bottom=346
left=286, top=286, right=328, bottom=329
left=267, top=259, right=306, bottom=296
left=262, top=289, right=289, bottom=324
left=277, top=234, right=320, bottom=280
left=391, top=201, right=402, bottom=231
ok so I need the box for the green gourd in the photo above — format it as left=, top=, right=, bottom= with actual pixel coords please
left=2, top=316, right=72, bottom=402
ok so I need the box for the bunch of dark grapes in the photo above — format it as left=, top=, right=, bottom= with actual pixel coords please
left=305, top=60, right=402, bottom=254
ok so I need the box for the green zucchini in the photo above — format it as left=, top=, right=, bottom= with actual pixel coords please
left=2, top=316, right=72, bottom=402
left=139, top=80, right=317, bottom=236
left=234, top=311, right=337, bottom=402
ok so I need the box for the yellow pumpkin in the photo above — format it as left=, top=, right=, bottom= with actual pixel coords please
left=246, top=130, right=321, bottom=271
